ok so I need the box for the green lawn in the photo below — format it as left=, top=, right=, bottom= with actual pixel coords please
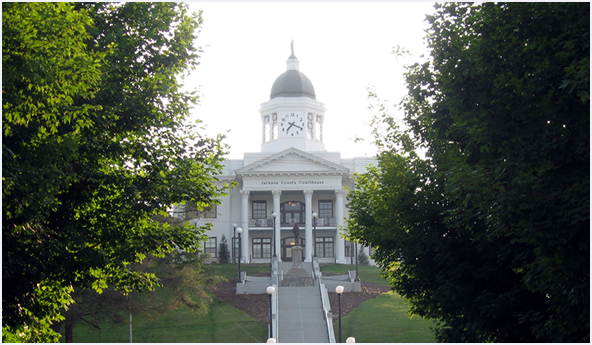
left=336, top=291, right=436, bottom=343
left=71, top=263, right=435, bottom=343
left=320, top=263, right=436, bottom=343
left=320, top=263, right=388, bottom=285
left=73, top=296, right=267, bottom=343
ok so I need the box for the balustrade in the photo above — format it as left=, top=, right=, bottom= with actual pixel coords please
left=249, top=217, right=336, bottom=227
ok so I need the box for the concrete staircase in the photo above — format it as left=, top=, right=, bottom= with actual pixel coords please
left=277, top=284, right=330, bottom=342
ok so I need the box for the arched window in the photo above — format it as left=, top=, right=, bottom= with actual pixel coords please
left=281, top=201, right=304, bottom=225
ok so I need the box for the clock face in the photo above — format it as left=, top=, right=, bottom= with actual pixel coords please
left=280, top=112, right=305, bottom=137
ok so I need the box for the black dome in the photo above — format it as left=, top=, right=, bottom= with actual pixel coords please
left=270, top=70, right=316, bottom=100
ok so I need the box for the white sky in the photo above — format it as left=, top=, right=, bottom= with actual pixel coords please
left=184, top=2, right=435, bottom=159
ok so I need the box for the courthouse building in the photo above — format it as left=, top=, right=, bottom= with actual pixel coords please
left=185, top=46, right=376, bottom=264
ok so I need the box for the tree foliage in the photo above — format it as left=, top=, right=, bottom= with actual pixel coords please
left=347, top=3, right=589, bottom=342
left=57, top=251, right=224, bottom=343
left=2, top=2, right=228, bottom=342
left=218, top=235, right=231, bottom=264
left=357, top=246, right=370, bottom=266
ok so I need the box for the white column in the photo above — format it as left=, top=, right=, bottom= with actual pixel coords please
left=240, top=190, right=250, bottom=263
left=304, top=190, right=314, bottom=262
left=335, top=189, right=346, bottom=264
left=272, top=190, right=282, bottom=262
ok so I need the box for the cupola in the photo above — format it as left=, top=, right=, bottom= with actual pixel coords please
left=260, top=42, right=326, bottom=153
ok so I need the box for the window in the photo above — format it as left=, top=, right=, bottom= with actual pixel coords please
left=175, top=202, right=217, bottom=219
left=281, top=201, right=304, bottom=225
left=345, top=240, right=354, bottom=257
left=318, top=200, right=333, bottom=219
left=204, top=237, right=217, bottom=258
left=252, top=201, right=267, bottom=219
left=315, top=115, right=323, bottom=141
left=272, top=113, right=278, bottom=140
left=315, top=237, right=334, bottom=258
left=252, top=238, right=272, bottom=259
left=307, top=113, right=314, bottom=139
left=232, top=237, right=239, bottom=262
left=263, top=115, right=270, bottom=142
left=202, top=205, right=217, bottom=219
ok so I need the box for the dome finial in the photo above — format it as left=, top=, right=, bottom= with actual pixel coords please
left=289, top=40, right=297, bottom=59
left=287, top=40, right=299, bottom=71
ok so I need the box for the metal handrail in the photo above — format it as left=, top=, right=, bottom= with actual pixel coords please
left=319, top=279, right=336, bottom=343
left=348, top=270, right=357, bottom=283
left=270, top=256, right=279, bottom=342
left=312, top=256, right=322, bottom=280
left=326, top=312, right=335, bottom=343
left=271, top=284, right=278, bottom=341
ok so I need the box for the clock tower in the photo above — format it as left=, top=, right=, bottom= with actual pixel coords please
left=260, top=42, right=326, bottom=153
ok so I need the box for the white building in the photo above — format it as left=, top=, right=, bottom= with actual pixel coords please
left=187, top=45, right=376, bottom=264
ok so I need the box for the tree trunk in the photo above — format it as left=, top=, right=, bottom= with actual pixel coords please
left=64, top=316, right=76, bottom=343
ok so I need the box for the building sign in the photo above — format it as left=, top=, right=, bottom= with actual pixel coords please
left=243, top=176, right=342, bottom=190
left=260, top=180, right=325, bottom=186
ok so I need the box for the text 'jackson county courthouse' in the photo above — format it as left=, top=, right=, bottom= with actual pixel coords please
left=177, top=46, right=377, bottom=265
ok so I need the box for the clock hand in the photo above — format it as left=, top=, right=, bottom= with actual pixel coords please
left=288, top=121, right=303, bottom=131
left=286, top=123, right=294, bottom=131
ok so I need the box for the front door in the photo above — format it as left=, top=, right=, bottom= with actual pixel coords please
left=281, top=237, right=305, bottom=262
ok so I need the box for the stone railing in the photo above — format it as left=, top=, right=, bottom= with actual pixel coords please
left=249, top=217, right=337, bottom=227
left=314, top=217, right=336, bottom=227
left=249, top=218, right=274, bottom=227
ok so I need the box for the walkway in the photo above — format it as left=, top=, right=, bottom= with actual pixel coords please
left=277, top=284, right=329, bottom=342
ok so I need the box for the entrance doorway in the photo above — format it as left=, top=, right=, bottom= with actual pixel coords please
left=281, top=237, right=305, bottom=262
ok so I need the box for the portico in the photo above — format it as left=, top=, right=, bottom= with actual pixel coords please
left=236, top=147, right=349, bottom=263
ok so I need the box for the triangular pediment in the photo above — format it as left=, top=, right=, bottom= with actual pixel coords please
left=236, top=148, right=349, bottom=176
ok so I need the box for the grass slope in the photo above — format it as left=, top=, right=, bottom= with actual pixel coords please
left=73, top=297, right=267, bottom=343
left=323, top=263, right=436, bottom=343
left=337, top=291, right=436, bottom=343
left=72, top=263, right=434, bottom=343
left=319, top=263, right=388, bottom=285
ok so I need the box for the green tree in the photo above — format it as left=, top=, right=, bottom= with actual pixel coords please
left=218, top=235, right=231, bottom=264
left=347, top=3, right=589, bottom=342
left=358, top=246, right=370, bottom=266
left=2, top=3, right=228, bottom=342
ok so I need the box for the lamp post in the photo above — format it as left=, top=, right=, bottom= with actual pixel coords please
left=236, top=227, right=243, bottom=281
left=271, top=212, right=277, bottom=258
left=312, top=212, right=318, bottom=258
left=354, top=242, right=360, bottom=282
left=336, top=285, right=344, bottom=343
left=128, top=292, right=132, bottom=343
left=266, top=285, right=276, bottom=339
left=232, top=223, right=237, bottom=263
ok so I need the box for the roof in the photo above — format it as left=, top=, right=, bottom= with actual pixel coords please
left=270, top=70, right=316, bottom=99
